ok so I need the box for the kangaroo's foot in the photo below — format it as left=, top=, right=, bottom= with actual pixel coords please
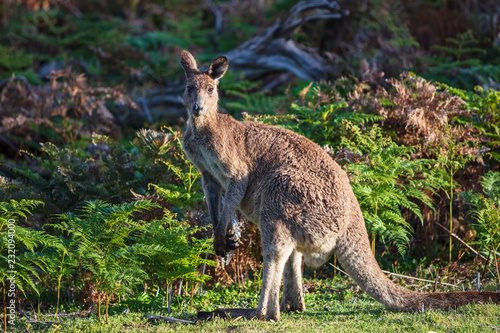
left=280, top=297, right=306, bottom=313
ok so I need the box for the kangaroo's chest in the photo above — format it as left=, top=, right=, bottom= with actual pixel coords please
left=183, top=129, right=229, bottom=189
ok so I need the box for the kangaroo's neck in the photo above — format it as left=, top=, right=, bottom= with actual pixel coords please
left=189, top=108, right=220, bottom=132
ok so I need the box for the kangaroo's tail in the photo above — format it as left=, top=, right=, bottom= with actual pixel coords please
left=419, top=290, right=500, bottom=310
left=334, top=206, right=500, bottom=311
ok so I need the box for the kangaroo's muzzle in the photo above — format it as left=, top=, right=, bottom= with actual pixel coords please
left=192, top=102, right=204, bottom=116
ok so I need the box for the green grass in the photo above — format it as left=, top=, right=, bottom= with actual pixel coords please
left=10, top=278, right=500, bottom=332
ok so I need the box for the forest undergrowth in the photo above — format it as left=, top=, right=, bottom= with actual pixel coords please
left=1, top=0, right=500, bottom=331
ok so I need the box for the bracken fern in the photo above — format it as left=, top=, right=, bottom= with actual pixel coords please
left=338, top=121, right=439, bottom=256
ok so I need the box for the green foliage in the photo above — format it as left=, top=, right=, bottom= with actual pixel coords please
left=0, top=45, right=39, bottom=83
left=1, top=127, right=213, bottom=314
left=2, top=128, right=192, bottom=213
left=339, top=122, right=438, bottom=255
left=351, top=0, right=419, bottom=51
left=127, top=31, right=187, bottom=52
left=440, top=83, right=500, bottom=118
left=283, top=102, right=384, bottom=147
left=140, top=127, right=204, bottom=217
left=430, top=125, right=478, bottom=263
left=421, top=30, right=497, bottom=90
left=462, top=171, right=500, bottom=258
left=125, top=31, right=187, bottom=81
left=0, top=199, right=61, bottom=296
left=220, top=71, right=281, bottom=116
left=139, top=210, right=215, bottom=290
left=440, top=83, right=500, bottom=162
left=46, top=199, right=214, bottom=317
left=431, top=30, right=485, bottom=69
left=431, top=125, right=478, bottom=194
left=49, top=200, right=159, bottom=300
left=5, top=136, right=140, bottom=210
left=258, top=95, right=384, bottom=147
left=251, top=80, right=384, bottom=148
left=6, top=10, right=133, bottom=65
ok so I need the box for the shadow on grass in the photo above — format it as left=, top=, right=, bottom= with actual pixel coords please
left=286, top=306, right=387, bottom=320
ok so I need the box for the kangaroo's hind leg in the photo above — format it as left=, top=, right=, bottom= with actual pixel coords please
left=197, top=217, right=294, bottom=322
left=254, top=215, right=295, bottom=321
left=281, top=249, right=305, bottom=313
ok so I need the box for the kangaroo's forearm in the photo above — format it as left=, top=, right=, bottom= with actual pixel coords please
left=217, top=178, right=248, bottom=232
left=213, top=177, right=248, bottom=255
left=202, top=172, right=221, bottom=228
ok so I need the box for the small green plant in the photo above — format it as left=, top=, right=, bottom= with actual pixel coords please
left=422, top=30, right=492, bottom=89
left=431, top=30, right=485, bottom=69
left=145, top=127, right=204, bottom=217
left=440, top=83, right=500, bottom=162
left=430, top=125, right=477, bottom=264
left=50, top=238, right=72, bottom=316
left=0, top=45, right=39, bottom=83
left=138, top=209, right=215, bottom=313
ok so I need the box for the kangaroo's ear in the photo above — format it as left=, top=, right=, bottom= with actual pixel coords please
left=180, top=50, right=198, bottom=76
left=207, top=56, right=229, bottom=81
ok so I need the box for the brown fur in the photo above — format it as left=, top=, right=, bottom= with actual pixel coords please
left=179, top=50, right=500, bottom=321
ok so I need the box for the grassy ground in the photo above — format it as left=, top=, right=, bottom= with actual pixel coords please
left=10, top=278, right=500, bottom=332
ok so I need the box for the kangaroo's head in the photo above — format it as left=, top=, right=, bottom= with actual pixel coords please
left=180, top=50, right=229, bottom=122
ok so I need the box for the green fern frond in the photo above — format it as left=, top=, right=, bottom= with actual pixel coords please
left=340, top=121, right=437, bottom=255
left=133, top=128, right=176, bottom=159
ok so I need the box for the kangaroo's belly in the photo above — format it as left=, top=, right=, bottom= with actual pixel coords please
left=238, top=180, right=264, bottom=226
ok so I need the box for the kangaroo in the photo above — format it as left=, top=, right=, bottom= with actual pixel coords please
left=180, top=50, right=500, bottom=321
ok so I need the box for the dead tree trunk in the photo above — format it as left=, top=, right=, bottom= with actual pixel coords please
left=222, top=0, right=348, bottom=81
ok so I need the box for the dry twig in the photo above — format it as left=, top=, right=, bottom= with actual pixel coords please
left=330, top=262, right=458, bottom=287
left=435, top=222, right=488, bottom=262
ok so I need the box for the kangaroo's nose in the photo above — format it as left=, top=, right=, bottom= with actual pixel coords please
left=192, top=102, right=203, bottom=116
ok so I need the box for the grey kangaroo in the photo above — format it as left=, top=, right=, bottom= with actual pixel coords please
left=180, top=50, right=500, bottom=321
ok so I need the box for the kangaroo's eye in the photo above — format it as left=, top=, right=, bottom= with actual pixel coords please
left=208, top=87, right=214, bottom=94
left=186, top=86, right=193, bottom=93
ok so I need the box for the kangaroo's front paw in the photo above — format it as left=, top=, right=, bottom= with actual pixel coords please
left=213, top=235, right=227, bottom=256
left=214, top=233, right=240, bottom=256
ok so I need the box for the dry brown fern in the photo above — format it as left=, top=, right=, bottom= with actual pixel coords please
left=0, top=69, right=138, bottom=157
left=371, top=73, right=482, bottom=157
